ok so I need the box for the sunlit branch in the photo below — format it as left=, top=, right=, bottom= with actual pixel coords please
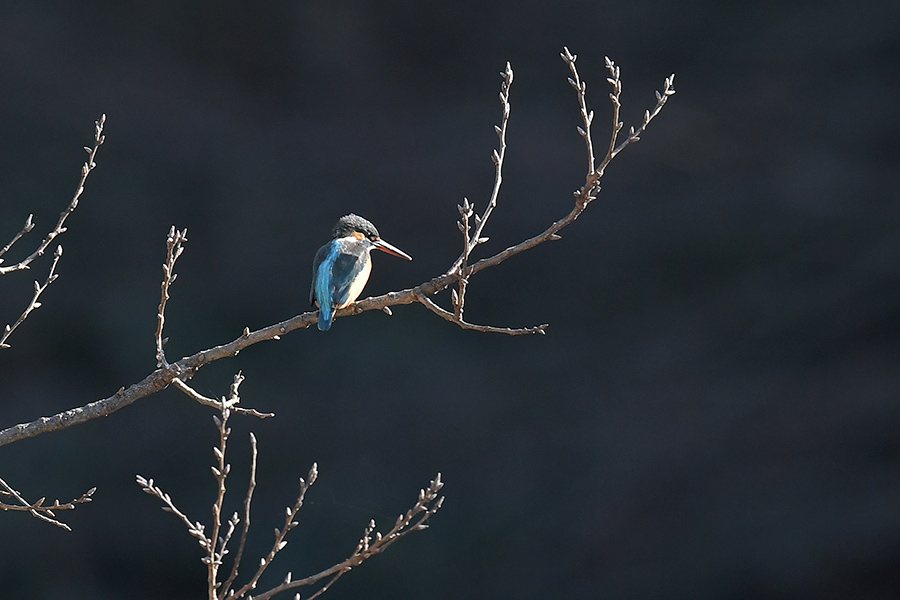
left=1, top=49, right=674, bottom=451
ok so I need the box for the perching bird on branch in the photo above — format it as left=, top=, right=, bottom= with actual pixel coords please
left=311, top=214, right=412, bottom=331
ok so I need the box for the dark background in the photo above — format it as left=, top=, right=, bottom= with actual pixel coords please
left=2, top=1, right=899, bottom=599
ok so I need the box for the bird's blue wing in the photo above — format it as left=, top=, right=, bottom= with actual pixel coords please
left=312, top=239, right=369, bottom=331
left=314, top=242, right=342, bottom=331
left=310, top=243, right=331, bottom=306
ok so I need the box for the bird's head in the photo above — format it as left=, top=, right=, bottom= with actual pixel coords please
left=332, top=214, right=412, bottom=260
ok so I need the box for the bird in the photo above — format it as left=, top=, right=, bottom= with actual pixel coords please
left=310, top=214, right=412, bottom=331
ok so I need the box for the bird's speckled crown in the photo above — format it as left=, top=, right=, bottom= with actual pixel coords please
left=332, top=214, right=379, bottom=240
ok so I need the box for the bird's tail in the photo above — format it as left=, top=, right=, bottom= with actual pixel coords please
left=318, top=304, right=335, bottom=331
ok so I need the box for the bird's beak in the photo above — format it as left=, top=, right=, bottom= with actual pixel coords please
left=372, top=238, right=412, bottom=261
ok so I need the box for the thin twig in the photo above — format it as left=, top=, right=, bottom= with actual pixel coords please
left=0, top=214, right=34, bottom=261
left=136, top=474, right=210, bottom=545
left=156, top=227, right=188, bottom=368
left=448, top=62, right=514, bottom=278
left=207, top=379, right=236, bottom=599
left=469, top=62, right=513, bottom=251
left=1, top=244, right=63, bottom=350
left=220, top=432, right=258, bottom=597
left=417, top=290, right=547, bottom=336
left=0, top=475, right=95, bottom=531
left=0, top=114, right=105, bottom=274
left=453, top=197, right=472, bottom=321
left=561, top=47, right=596, bottom=175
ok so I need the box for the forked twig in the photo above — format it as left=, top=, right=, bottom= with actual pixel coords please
left=0, top=115, right=105, bottom=273
left=171, top=378, right=274, bottom=419
left=593, top=52, right=676, bottom=177
left=445, top=62, right=514, bottom=327
left=1, top=115, right=106, bottom=350
left=0, top=244, right=63, bottom=349
left=448, top=62, right=514, bottom=276
left=419, top=49, right=674, bottom=333
left=0, top=475, right=95, bottom=531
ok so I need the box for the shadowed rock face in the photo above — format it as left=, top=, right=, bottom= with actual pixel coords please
left=1, top=2, right=898, bottom=599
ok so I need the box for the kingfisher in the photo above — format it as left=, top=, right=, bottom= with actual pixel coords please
left=310, top=214, right=412, bottom=331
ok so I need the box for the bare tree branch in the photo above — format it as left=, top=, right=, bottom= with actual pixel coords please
left=0, top=49, right=674, bottom=450
left=1, top=115, right=106, bottom=349
left=135, top=374, right=252, bottom=600
left=153, top=233, right=274, bottom=419
left=0, top=475, right=95, bottom=531
left=248, top=473, right=443, bottom=600
left=0, top=116, right=105, bottom=528
left=136, top=375, right=441, bottom=600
